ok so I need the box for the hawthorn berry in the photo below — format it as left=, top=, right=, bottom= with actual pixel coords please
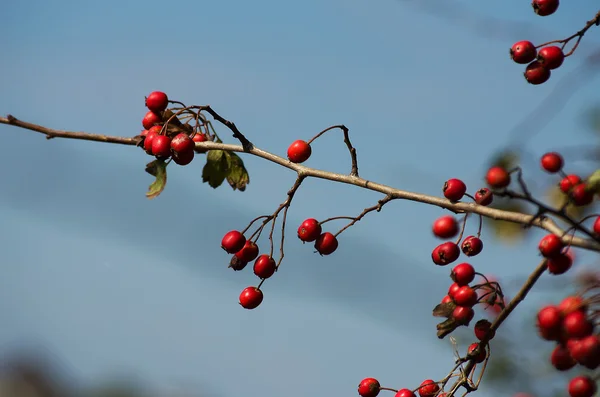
left=568, top=375, right=596, bottom=397
left=139, top=129, right=149, bottom=137
left=145, top=91, right=169, bottom=113
left=417, top=379, right=439, bottom=397
left=229, top=256, right=248, bottom=271
left=441, top=295, right=453, bottom=304
left=474, top=319, right=495, bottom=341
left=474, top=188, right=493, bottom=206
left=532, top=0, right=559, bottom=17
left=510, top=41, right=537, bottom=64
left=432, top=215, right=459, bottom=239
left=443, top=178, right=467, bottom=201
left=451, top=263, right=475, bottom=285
left=192, top=133, right=208, bottom=153
left=287, top=140, right=312, bottom=163
left=562, top=310, right=594, bottom=339
left=357, top=378, right=380, bottom=397
left=432, top=242, right=460, bottom=266
left=171, top=133, right=194, bottom=154
left=221, top=230, right=246, bottom=254
left=524, top=61, right=551, bottom=85
left=538, top=234, right=564, bottom=258
left=143, top=130, right=159, bottom=154
left=536, top=305, right=563, bottom=340
left=452, top=306, right=474, bottom=325
left=540, top=152, right=563, bottom=173
left=461, top=236, right=483, bottom=257
left=571, top=335, right=600, bottom=368
left=570, top=184, right=594, bottom=206
left=560, top=174, right=582, bottom=193
left=172, top=147, right=195, bottom=165
left=538, top=46, right=565, bottom=70
left=558, top=295, right=587, bottom=316
left=235, top=240, right=260, bottom=263
left=550, top=344, right=577, bottom=371
left=448, top=282, right=461, bottom=298
left=297, top=218, right=322, bottom=242
left=453, top=286, right=478, bottom=307
left=547, top=253, right=572, bottom=275
left=486, top=166, right=511, bottom=189
left=253, top=254, right=277, bottom=279
left=593, top=216, right=600, bottom=234
left=315, top=232, right=339, bottom=255
left=467, top=343, right=486, bottom=363
left=142, top=110, right=162, bottom=130
left=239, top=286, right=263, bottom=309
left=395, top=389, right=416, bottom=397
left=151, top=135, right=172, bottom=158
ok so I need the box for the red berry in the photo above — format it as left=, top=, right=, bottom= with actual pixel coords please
left=562, top=310, right=594, bottom=339
left=560, top=174, right=582, bottom=193
left=461, top=236, right=483, bottom=257
left=171, top=133, right=194, bottom=154
left=540, top=152, right=564, bottom=173
left=145, top=91, right=169, bottom=113
left=467, top=343, right=486, bottom=363
left=474, top=188, right=493, bottom=206
left=239, top=286, right=263, bottom=309
left=453, top=286, right=478, bottom=307
left=235, top=240, right=260, bottom=263
left=570, top=184, right=594, bottom=206
left=452, top=306, right=474, bottom=325
left=536, top=305, right=563, bottom=340
left=315, top=232, right=338, bottom=255
left=287, top=140, right=312, bottom=163
left=510, top=41, right=537, bottom=64
left=569, top=335, right=600, bottom=368
left=143, top=130, right=159, bottom=154
left=474, top=319, right=495, bottom=341
left=558, top=296, right=588, bottom=316
left=538, top=46, right=565, bottom=70
left=532, top=0, right=559, bottom=16
left=151, top=135, right=172, bottom=158
left=524, top=61, right=551, bottom=85
left=568, top=376, right=596, bottom=397
left=547, top=253, right=572, bottom=275
left=432, top=216, right=459, bottom=239
left=142, top=110, right=162, bottom=130
left=253, top=254, right=276, bottom=279
left=221, top=230, right=246, bottom=254
left=550, top=344, right=577, bottom=371
left=357, top=378, right=380, bottom=397
left=432, top=242, right=460, bottom=266
left=441, top=295, right=453, bottom=304
left=417, top=379, right=439, bottom=397
left=297, top=218, right=322, bottom=242
left=486, top=166, right=511, bottom=188
left=538, top=234, right=565, bottom=257
left=593, top=216, right=600, bottom=234
left=192, top=133, right=208, bottom=153
left=443, top=178, right=467, bottom=201
left=395, top=389, right=416, bottom=397
left=448, top=282, right=461, bottom=298
left=451, top=263, right=475, bottom=286
left=172, top=147, right=195, bottom=165
left=139, top=129, right=149, bottom=137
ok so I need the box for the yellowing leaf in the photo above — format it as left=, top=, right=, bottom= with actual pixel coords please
left=145, top=159, right=167, bottom=199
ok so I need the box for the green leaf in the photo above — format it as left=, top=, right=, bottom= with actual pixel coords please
left=202, top=150, right=230, bottom=188
left=145, top=159, right=167, bottom=199
left=226, top=152, right=250, bottom=191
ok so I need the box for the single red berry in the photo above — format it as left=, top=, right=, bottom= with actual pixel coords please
left=540, top=152, right=564, bottom=173
left=171, top=133, right=194, bottom=154
left=570, top=184, right=594, bottom=206
left=593, top=216, right=600, bottom=235
left=239, top=286, right=263, bottom=309
left=221, top=230, right=246, bottom=254
left=560, top=174, right=582, bottom=193
left=417, top=379, right=440, bottom=397
left=452, top=306, right=474, bottom=325
left=536, top=305, right=563, bottom=340
left=532, top=0, right=559, bottom=16
left=538, top=234, right=565, bottom=258
left=357, top=378, right=380, bottom=397
left=192, top=133, right=208, bottom=153
left=448, top=282, right=461, bottom=298
left=315, top=232, right=338, bottom=255
left=558, top=296, right=588, bottom=316
left=142, top=110, right=162, bottom=130
left=451, top=263, right=475, bottom=286
left=297, top=218, right=322, bottom=242
left=538, top=46, right=565, bottom=70
left=486, top=166, right=511, bottom=188
left=143, top=130, right=159, bottom=154
left=139, top=129, right=149, bottom=137
left=287, top=140, right=312, bottom=163
left=395, top=389, right=416, bottom=397
left=474, top=188, right=493, bottom=206
left=474, top=319, right=495, bottom=341
left=151, top=135, right=172, bottom=158
left=467, top=343, right=486, bottom=363
left=253, top=254, right=277, bottom=279
left=441, top=295, right=453, bottom=304
left=432, top=242, right=460, bottom=266
left=443, top=178, right=467, bottom=201
left=510, top=41, right=537, bottom=64
left=145, top=91, right=169, bottom=113
left=547, top=253, right=572, bottom=275
left=550, top=344, right=577, bottom=371
left=524, top=61, right=551, bottom=85
left=461, top=236, right=483, bottom=257
left=563, top=310, right=594, bottom=339
left=235, top=240, right=260, bottom=263
left=568, top=375, right=596, bottom=397
left=172, top=147, right=195, bottom=165
left=453, top=286, right=478, bottom=307
left=432, top=215, right=459, bottom=239
left=571, top=335, right=600, bottom=368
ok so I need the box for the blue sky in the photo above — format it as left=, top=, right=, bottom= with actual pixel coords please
left=1, top=1, right=599, bottom=396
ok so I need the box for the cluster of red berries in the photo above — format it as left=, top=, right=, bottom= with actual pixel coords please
left=509, top=0, right=562, bottom=85
left=536, top=294, right=598, bottom=397
left=138, top=91, right=209, bottom=165
left=297, top=218, right=339, bottom=255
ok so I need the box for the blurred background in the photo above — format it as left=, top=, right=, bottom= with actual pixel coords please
left=1, top=1, right=599, bottom=396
